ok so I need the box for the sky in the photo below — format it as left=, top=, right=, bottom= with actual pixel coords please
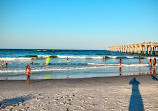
left=0, top=0, right=158, bottom=49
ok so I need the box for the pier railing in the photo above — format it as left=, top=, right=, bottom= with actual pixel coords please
left=108, top=42, right=158, bottom=55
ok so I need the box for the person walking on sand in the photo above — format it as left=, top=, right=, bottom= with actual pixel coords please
left=120, top=58, right=123, bottom=66
left=139, top=56, right=141, bottom=63
left=25, top=65, right=32, bottom=84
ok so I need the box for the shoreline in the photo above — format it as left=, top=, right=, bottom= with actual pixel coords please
left=0, top=74, right=158, bottom=110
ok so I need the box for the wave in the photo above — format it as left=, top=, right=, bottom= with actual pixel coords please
left=0, top=63, right=152, bottom=73
left=126, top=56, right=134, bottom=58
left=0, top=57, right=36, bottom=61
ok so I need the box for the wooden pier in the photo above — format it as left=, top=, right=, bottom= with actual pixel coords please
left=108, top=42, right=158, bottom=55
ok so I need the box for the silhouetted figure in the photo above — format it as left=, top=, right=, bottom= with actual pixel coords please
left=129, top=78, right=144, bottom=111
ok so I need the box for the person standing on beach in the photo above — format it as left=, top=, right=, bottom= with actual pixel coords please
left=46, top=57, right=50, bottom=66
left=153, top=58, right=156, bottom=68
left=120, top=58, right=123, bottom=66
left=149, top=58, right=152, bottom=67
left=25, top=65, right=32, bottom=84
left=139, top=56, right=141, bottom=63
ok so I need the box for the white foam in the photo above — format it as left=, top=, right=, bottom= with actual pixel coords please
left=0, top=63, right=151, bottom=73
left=57, top=55, right=102, bottom=59
left=108, top=56, right=117, bottom=59
left=0, top=57, right=36, bottom=61
left=126, top=56, right=134, bottom=58
left=122, top=64, right=149, bottom=67
left=145, top=57, right=158, bottom=59
left=37, top=55, right=51, bottom=58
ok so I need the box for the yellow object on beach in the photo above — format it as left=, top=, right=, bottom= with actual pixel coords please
left=67, top=75, right=69, bottom=78
left=46, top=76, right=50, bottom=79
left=67, top=60, right=69, bottom=63
left=46, top=57, right=50, bottom=63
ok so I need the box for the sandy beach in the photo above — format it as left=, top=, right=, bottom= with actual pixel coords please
left=0, top=74, right=158, bottom=111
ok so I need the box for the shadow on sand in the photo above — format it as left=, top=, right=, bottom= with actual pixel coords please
left=129, top=78, right=144, bottom=111
left=151, top=75, right=158, bottom=81
left=0, top=95, right=32, bottom=109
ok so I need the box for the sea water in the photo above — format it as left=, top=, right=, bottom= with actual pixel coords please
left=0, top=49, right=157, bottom=80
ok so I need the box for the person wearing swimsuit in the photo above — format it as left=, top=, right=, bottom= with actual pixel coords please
left=25, top=65, right=32, bottom=84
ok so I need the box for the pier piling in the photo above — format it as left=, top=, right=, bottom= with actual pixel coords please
left=108, top=42, right=158, bottom=55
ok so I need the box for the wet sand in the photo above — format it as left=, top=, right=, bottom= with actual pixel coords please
left=0, top=74, right=158, bottom=111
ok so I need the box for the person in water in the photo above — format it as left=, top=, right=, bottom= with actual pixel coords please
left=119, top=58, right=123, bottom=66
left=67, top=57, right=69, bottom=63
left=105, top=56, right=106, bottom=60
left=3, top=61, right=7, bottom=68
left=139, top=56, right=141, bottom=63
left=25, top=65, right=32, bottom=84
left=102, top=56, right=105, bottom=60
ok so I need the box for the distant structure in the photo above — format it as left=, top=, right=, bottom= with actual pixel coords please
left=108, top=42, right=158, bottom=55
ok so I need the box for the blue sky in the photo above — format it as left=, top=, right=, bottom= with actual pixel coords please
left=0, top=0, right=158, bottom=49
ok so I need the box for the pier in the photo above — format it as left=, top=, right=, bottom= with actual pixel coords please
left=108, top=42, right=158, bottom=55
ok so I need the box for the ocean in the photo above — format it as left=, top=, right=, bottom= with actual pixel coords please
left=0, top=49, right=157, bottom=80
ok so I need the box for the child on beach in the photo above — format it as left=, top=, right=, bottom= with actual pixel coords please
left=25, top=65, right=32, bottom=84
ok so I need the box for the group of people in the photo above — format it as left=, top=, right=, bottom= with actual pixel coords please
left=25, top=57, right=70, bottom=84
left=25, top=56, right=157, bottom=84
left=0, top=60, right=7, bottom=68
left=149, top=58, right=157, bottom=68
left=119, top=56, right=157, bottom=67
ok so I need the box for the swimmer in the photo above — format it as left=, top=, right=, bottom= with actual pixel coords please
left=3, top=61, right=7, bottom=68
left=139, top=56, right=141, bottom=63
left=25, top=65, right=33, bottom=84
left=119, top=58, right=123, bottom=66
left=67, top=57, right=69, bottom=63
left=105, top=56, right=106, bottom=60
